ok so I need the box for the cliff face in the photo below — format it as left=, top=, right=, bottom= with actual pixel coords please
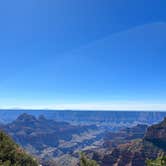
left=91, top=117, right=166, bottom=166
left=144, top=117, right=166, bottom=150
left=103, top=124, right=148, bottom=148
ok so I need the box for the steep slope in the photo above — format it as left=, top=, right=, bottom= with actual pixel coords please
left=103, top=124, right=148, bottom=148
left=0, top=130, right=38, bottom=166
left=2, top=113, right=102, bottom=163
left=144, top=117, right=166, bottom=150
left=90, top=118, right=166, bottom=166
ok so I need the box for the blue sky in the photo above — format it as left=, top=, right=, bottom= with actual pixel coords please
left=0, top=0, right=166, bottom=110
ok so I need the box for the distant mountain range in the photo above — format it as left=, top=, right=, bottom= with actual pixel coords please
left=0, top=110, right=166, bottom=126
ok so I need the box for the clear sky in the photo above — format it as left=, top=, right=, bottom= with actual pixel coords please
left=0, top=0, right=166, bottom=110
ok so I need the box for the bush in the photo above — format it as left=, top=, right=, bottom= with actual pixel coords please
left=79, top=152, right=99, bottom=166
left=0, top=131, right=38, bottom=166
left=146, top=156, right=166, bottom=166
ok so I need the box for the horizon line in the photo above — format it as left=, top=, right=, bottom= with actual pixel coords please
left=0, top=108, right=166, bottom=112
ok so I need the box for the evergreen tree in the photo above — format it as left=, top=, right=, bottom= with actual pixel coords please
left=146, top=156, right=166, bottom=166
left=0, top=131, right=38, bottom=166
left=79, top=152, right=99, bottom=166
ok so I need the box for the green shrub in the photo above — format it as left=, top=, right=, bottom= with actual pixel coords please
left=79, top=152, right=99, bottom=166
left=146, top=156, right=166, bottom=166
left=0, top=131, right=38, bottom=166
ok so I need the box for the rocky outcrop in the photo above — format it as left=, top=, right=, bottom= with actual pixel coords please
left=103, top=124, right=148, bottom=148
left=92, top=140, right=165, bottom=166
left=90, top=118, right=166, bottom=166
left=144, top=117, right=166, bottom=150
left=2, top=113, right=101, bottom=163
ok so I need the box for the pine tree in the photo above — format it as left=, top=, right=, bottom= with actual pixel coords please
left=0, top=131, right=39, bottom=166
left=79, top=152, right=99, bottom=166
left=146, top=156, right=166, bottom=166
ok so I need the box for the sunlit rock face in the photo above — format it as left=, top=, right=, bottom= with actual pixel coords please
left=144, top=117, right=166, bottom=150
left=89, top=118, right=166, bottom=166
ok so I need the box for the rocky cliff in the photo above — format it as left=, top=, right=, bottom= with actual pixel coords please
left=90, top=117, right=166, bottom=166
left=144, top=117, right=166, bottom=150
